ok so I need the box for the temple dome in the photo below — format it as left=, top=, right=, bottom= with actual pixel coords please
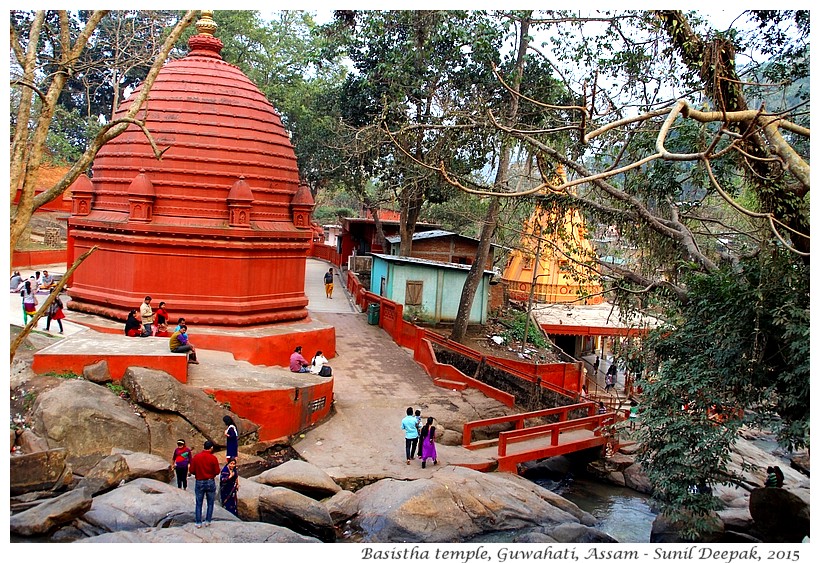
left=89, top=16, right=299, bottom=228
left=66, top=12, right=313, bottom=327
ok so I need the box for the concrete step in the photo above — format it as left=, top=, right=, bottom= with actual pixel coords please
left=433, top=378, right=468, bottom=391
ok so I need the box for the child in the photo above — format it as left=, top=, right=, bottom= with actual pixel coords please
left=629, top=400, right=639, bottom=430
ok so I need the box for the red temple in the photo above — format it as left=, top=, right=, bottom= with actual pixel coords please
left=66, top=12, right=314, bottom=326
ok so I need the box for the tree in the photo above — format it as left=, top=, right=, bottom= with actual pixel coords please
left=430, top=9, right=808, bottom=536
left=319, top=10, right=505, bottom=256
left=9, top=10, right=198, bottom=257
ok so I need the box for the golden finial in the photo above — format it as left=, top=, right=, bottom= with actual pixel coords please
left=196, top=10, right=218, bottom=36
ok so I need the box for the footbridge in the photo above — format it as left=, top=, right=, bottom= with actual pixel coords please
left=462, top=403, right=620, bottom=472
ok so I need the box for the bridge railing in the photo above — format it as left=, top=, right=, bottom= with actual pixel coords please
left=462, top=402, right=599, bottom=448
left=497, top=412, right=617, bottom=456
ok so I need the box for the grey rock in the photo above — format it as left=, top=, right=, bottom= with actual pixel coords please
left=323, top=489, right=359, bottom=525
left=111, top=448, right=174, bottom=483
left=79, top=521, right=322, bottom=543
left=251, top=459, right=341, bottom=500
left=79, top=478, right=239, bottom=535
left=749, top=486, right=810, bottom=542
left=10, top=488, right=92, bottom=536
left=622, top=462, right=652, bottom=494
left=258, top=486, right=336, bottom=542
left=546, top=522, right=618, bottom=543
left=121, top=367, right=258, bottom=447
left=76, top=453, right=131, bottom=496
left=349, top=466, right=594, bottom=542
left=30, top=379, right=149, bottom=473
left=83, top=360, right=112, bottom=384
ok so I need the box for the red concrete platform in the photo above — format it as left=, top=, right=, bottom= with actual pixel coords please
left=31, top=329, right=190, bottom=383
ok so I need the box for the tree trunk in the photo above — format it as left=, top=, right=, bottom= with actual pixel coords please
left=450, top=14, right=531, bottom=342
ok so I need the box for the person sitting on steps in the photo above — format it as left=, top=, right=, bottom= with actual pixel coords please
left=289, top=346, right=309, bottom=373
left=170, top=324, right=199, bottom=364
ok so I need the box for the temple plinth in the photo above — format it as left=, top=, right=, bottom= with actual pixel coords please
left=66, top=12, right=314, bottom=326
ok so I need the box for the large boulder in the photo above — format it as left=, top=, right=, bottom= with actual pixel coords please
left=76, top=453, right=131, bottom=496
left=236, top=477, right=269, bottom=521
left=78, top=521, right=321, bottom=543
left=10, top=448, right=73, bottom=496
left=140, top=410, right=209, bottom=463
left=748, top=486, right=810, bottom=542
left=111, top=449, right=174, bottom=483
left=10, top=488, right=93, bottom=536
left=121, top=367, right=258, bottom=448
left=348, top=465, right=601, bottom=542
left=30, top=379, right=149, bottom=473
left=258, top=486, right=336, bottom=542
left=251, top=459, right=341, bottom=500
left=78, top=478, right=239, bottom=535
left=323, top=489, right=360, bottom=525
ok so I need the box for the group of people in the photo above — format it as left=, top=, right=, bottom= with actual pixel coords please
left=13, top=270, right=65, bottom=330
left=170, top=416, right=241, bottom=526
left=401, top=407, right=438, bottom=468
left=125, top=296, right=170, bottom=337
left=10, top=269, right=58, bottom=294
left=289, top=346, right=332, bottom=376
left=123, top=297, right=198, bottom=364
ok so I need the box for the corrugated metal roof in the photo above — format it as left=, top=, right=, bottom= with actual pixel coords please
left=372, top=253, right=496, bottom=275
left=385, top=229, right=455, bottom=244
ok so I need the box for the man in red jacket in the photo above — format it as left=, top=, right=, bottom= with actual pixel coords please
left=189, top=440, right=221, bottom=527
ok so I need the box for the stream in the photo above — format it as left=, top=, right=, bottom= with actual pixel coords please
left=535, top=474, right=657, bottom=543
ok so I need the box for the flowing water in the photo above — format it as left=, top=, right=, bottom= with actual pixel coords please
left=535, top=474, right=657, bottom=543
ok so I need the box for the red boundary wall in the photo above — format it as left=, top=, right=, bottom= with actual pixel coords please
left=12, top=249, right=67, bottom=269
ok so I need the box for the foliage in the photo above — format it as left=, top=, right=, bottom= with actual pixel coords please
left=44, top=371, right=82, bottom=379
left=498, top=309, right=548, bottom=349
left=106, top=382, right=129, bottom=398
left=637, top=244, right=809, bottom=537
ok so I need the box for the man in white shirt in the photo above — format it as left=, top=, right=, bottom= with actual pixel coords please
left=140, top=296, right=154, bottom=335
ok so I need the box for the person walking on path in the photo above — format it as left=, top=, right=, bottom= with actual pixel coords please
left=20, top=280, right=38, bottom=324
left=414, top=409, right=423, bottom=458
left=223, top=415, right=239, bottom=459
left=605, top=362, right=617, bottom=392
left=45, top=289, right=65, bottom=333
left=171, top=439, right=192, bottom=490
left=324, top=268, right=334, bottom=299
left=593, top=356, right=600, bottom=375
left=219, top=457, right=240, bottom=516
left=140, top=296, right=154, bottom=335
left=290, top=346, right=310, bottom=373
left=420, top=417, right=438, bottom=469
left=189, top=440, right=221, bottom=528
left=169, top=325, right=199, bottom=364
left=401, top=407, right=420, bottom=464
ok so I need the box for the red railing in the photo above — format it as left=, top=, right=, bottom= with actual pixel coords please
left=462, top=402, right=599, bottom=448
